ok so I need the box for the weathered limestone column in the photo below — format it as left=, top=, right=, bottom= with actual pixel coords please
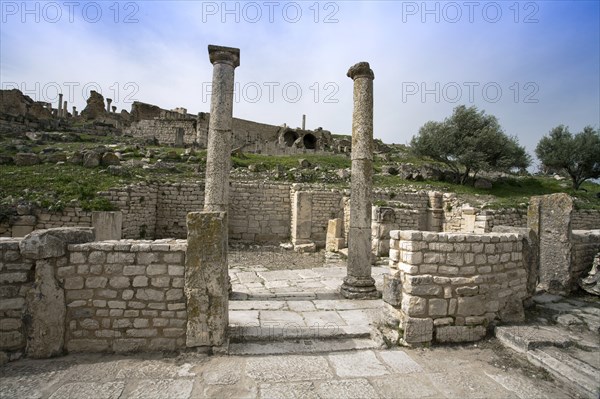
left=72, top=106, right=77, bottom=117
left=63, top=101, right=68, bottom=117
left=111, top=105, right=117, bottom=113
left=341, top=62, right=379, bottom=299
left=57, top=93, right=63, bottom=117
left=203, top=45, right=240, bottom=212
left=302, top=114, right=306, bottom=130
left=106, top=98, right=112, bottom=112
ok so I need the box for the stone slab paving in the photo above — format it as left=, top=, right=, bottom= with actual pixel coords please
left=0, top=347, right=575, bottom=399
left=229, top=266, right=388, bottom=300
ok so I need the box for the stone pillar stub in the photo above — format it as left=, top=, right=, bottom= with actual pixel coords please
left=341, top=61, right=379, bottom=299
left=291, top=190, right=312, bottom=245
left=203, top=44, right=240, bottom=213
left=185, top=212, right=229, bottom=347
left=106, top=98, right=112, bottom=112
left=528, top=193, right=574, bottom=294
left=19, top=227, right=94, bottom=358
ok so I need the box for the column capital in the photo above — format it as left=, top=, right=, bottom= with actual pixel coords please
left=208, top=45, right=240, bottom=68
left=347, top=62, right=374, bottom=81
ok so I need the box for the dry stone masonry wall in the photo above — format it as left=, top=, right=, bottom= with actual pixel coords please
left=0, top=238, right=34, bottom=361
left=571, top=230, right=600, bottom=288
left=384, top=230, right=528, bottom=346
left=64, top=239, right=187, bottom=353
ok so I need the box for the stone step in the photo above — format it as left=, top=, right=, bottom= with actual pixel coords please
left=495, top=325, right=573, bottom=353
left=228, top=337, right=383, bottom=356
left=228, top=324, right=372, bottom=343
left=527, top=347, right=600, bottom=399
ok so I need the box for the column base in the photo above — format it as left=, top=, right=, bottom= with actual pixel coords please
left=340, top=276, right=381, bottom=299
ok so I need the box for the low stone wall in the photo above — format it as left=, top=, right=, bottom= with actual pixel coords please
left=0, top=223, right=229, bottom=362
left=309, top=190, right=344, bottom=246
left=126, top=119, right=198, bottom=145
left=155, top=183, right=203, bottom=239
left=0, top=238, right=34, bottom=361
left=488, top=209, right=527, bottom=229
left=230, top=182, right=291, bottom=243
left=571, top=230, right=600, bottom=287
left=100, top=184, right=159, bottom=239
left=384, top=230, right=527, bottom=346
left=0, top=207, right=93, bottom=238
left=64, top=239, right=187, bottom=353
left=573, top=209, right=600, bottom=230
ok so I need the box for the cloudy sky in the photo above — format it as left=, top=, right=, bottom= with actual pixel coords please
left=1, top=1, right=598, bottom=167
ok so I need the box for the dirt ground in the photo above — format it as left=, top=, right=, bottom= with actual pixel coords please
left=228, top=244, right=341, bottom=270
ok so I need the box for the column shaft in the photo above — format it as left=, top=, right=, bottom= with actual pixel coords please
left=204, top=45, right=240, bottom=212
left=341, top=62, right=380, bottom=299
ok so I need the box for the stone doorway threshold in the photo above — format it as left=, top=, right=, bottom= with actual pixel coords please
left=228, top=265, right=388, bottom=355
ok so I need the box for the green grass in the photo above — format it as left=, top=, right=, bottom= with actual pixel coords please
left=0, top=161, right=201, bottom=212
left=1, top=135, right=598, bottom=212
left=374, top=175, right=600, bottom=209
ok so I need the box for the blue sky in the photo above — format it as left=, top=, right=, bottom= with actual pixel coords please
left=1, top=1, right=599, bottom=168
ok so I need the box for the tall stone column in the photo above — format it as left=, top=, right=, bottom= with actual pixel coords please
left=63, top=101, right=68, bottom=117
left=341, top=62, right=379, bottom=299
left=57, top=93, right=63, bottom=117
left=106, top=98, right=112, bottom=112
left=203, top=45, right=240, bottom=212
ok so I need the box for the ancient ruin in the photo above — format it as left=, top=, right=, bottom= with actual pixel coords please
left=0, top=45, right=599, bottom=399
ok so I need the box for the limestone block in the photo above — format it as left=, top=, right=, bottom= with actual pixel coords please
left=457, top=296, right=486, bottom=316
left=25, top=259, right=65, bottom=358
left=435, top=325, right=486, bottom=343
left=382, top=273, right=402, bottom=306
left=20, top=228, right=94, bottom=259
left=402, top=317, right=433, bottom=344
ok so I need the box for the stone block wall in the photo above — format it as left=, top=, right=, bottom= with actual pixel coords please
left=571, top=230, right=600, bottom=286
left=573, top=209, right=600, bottom=230
left=384, top=230, right=527, bottom=346
left=0, top=207, right=93, bottom=238
left=126, top=119, right=198, bottom=145
left=0, top=224, right=229, bottom=361
left=196, top=113, right=281, bottom=149
left=309, top=191, right=344, bottom=245
left=488, top=209, right=527, bottom=229
left=230, top=182, right=291, bottom=243
left=0, top=238, right=33, bottom=360
left=63, top=239, right=187, bottom=353
left=155, top=183, right=204, bottom=239
left=99, top=184, right=159, bottom=239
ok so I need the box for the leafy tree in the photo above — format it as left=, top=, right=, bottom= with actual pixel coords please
left=535, top=125, right=600, bottom=190
left=410, top=105, right=530, bottom=185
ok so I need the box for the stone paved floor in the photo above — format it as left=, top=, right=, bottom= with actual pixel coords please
left=0, top=264, right=581, bottom=398
left=0, top=346, right=575, bottom=399
left=229, top=265, right=388, bottom=300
